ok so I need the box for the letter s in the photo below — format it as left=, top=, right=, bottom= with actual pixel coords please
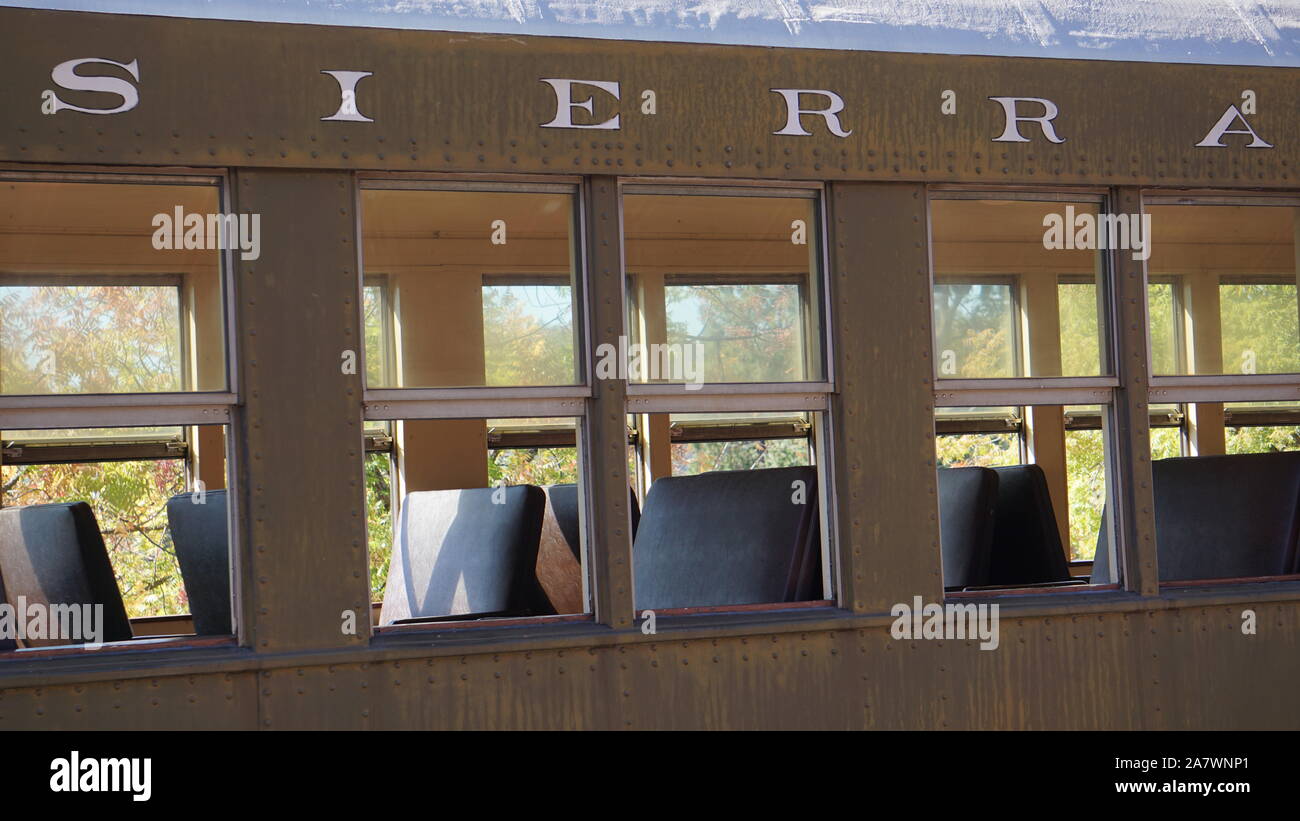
left=47, top=58, right=140, bottom=115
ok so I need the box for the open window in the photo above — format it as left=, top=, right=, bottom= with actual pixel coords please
left=930, top=194, right=1118, bottom=592
left=359, top=180, right=593, bottom=629
left=622, top=184, right=834, bottom=614
left=0, top=174, right=236, bottom=652
left=1141, top=196, right=1300, bottom=585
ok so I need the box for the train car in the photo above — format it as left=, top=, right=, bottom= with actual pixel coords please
left=0, top=0, right=1298, bottom=751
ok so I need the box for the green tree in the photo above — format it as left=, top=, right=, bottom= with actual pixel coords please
left=671, top=437, right=809, bottom=475
left=1, top=459, right=187, bottom=617
left=932, top=282, right=1015, bottom=378
left=666, top=283, right=804, bottom=382
left=482, top=285, right=575, bottom=386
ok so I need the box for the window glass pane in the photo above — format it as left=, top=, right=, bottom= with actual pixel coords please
left=363, top=281, right=390, bottom=388
left=1058, top=281, right=1100, bottom=377
left=1148, top=281, right=1179, bottom=375
left=359, top=188, right=579, bottom=388
left=1147, top=203, right=1298, bottom=376
left=1220, top=282, right=1300, bottom=375
left=370, top=416, right=588, bottom=621
left=0, top=181, right=227, bottom=394
left=932, top=281, right=1016, bottom=377
left=623, top=192, right=823, bottom=384
left=483, top=279, right=575, bottom=386
left=931, top=199, right=1109, bottom=378
left=0, top=424, right=233, bottom=648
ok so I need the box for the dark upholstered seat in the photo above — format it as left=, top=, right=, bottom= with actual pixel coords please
left=937, top=467, right=999, bottom=588
left=0, top=502, right=133, bottom=646
left=987, top=464, right=1072, bottom=586
left=166, top=490, right=232, bottom=635
left=1092, top=452, right=1300, bottom=583
left=632, top=466, right=821, bottom=611
left=536, top=483, right=641, bottom=614
left=380, top=485, right=552, bottom=624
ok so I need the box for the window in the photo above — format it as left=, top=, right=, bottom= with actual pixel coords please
left=359, top=184, right=579, bottom=389
left=1143, top=196, right=1300, bottom=584
left=930, top=195, right=1118, bottom=590
left=623, top=185, right=833, bottom=612
left=1147, top=203, right=1298, bottom=378
left=359, top=181, right=592, bottom=627
left=0, top=174, right=236, bottom=651
left=0, top=180, right=228, bottom=395
left=669, top=412, right=812, bottom=476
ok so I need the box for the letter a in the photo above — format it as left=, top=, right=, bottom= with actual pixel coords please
left=1195, top=105, right=1272, bottom=148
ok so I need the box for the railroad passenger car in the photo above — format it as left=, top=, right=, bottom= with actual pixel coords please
left=0, top=1, right=1298, bottom=731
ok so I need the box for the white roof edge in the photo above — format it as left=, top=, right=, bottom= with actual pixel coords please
left=6, top=1, right=1300, bottom=68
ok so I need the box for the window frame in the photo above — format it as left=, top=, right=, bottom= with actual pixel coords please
left=0, top=167, right=242, bottom=652
left=355, top=173, right=596, bottom=629
left=618, top=179, right=840, bottom=611
left=928, top=187, right=1126, bottom=591
left=1145, top=191, right=1300, bottom=403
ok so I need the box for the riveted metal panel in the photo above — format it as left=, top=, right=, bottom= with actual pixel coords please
left=232, top=169, right=371, bottom=652
left=1, top=600, right=1297, bottom=728
left=259, top=648, right=615, bottom=730
left=1111, top=187, right=1160, bottom=595
left=583, top=177, right=636, bottom=628
left=2, top=8, right=1296, bottom=187
left=828, top=182, right=943, bottom=613
left=0, top=671, right=257, bottom=731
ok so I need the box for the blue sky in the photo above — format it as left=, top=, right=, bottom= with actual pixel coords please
left=7, top=1, right=1300, bottom=66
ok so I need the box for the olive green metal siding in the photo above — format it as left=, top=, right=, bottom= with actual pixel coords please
left=1, top=7, right=1295, bottom=187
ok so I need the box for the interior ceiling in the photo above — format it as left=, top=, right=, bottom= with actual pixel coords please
left=0, top=182, right=218, bottom=236
left=0, top=183, right=1291, bottom=250
left=932, top=199, right=1297, bottom=245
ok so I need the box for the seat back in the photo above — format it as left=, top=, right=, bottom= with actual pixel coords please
left=632, top=466, right=820, bottom=611
left=166, top=490, right=232, bottom=635
left=937, top=467, right=999, bottom=588
left=541, top=483, right=642, bottom=561
left=1094, top=452, right=1300, bottom=584
left=380, top=485, right=551, bottom=623
left=988, top=464, right=1072, bottom=585
left=536, top=484, right=641, bottom=614
left=0, top=502, right=133, bottom=646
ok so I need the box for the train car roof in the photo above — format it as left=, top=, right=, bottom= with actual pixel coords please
left=11, top=0, right=1300, bottom=68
